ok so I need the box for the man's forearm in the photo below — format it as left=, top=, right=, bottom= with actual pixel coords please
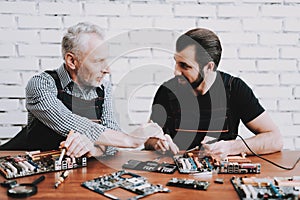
left=95, top=129, right=143, bottom=148
left=230, top=132, right=283, bottom=155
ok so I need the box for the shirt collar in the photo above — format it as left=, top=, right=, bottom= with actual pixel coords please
left=56, top=64, right=106, bottom=92
left=56, top=64, right=73, bottom=90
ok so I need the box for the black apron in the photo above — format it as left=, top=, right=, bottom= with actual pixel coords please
left=0, top=70, right=104, bottom=151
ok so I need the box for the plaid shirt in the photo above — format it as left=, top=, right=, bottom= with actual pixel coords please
left=25, top=64, right=119, bottom=155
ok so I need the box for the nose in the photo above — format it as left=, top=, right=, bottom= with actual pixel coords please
left=101, top=63, right=110, bottom=74
left=174, top=65, right=182, bottom=76
left=101, top=67, right=110, bottom=74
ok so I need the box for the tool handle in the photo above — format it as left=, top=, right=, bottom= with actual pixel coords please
left=32, top=175, right=45, bottom=185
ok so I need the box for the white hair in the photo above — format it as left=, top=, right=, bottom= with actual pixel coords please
left=61, top=22, right=104, bottom=61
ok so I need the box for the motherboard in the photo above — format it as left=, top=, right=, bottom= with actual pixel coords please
left=231, top=176, right=300, bottom=199
left=81, top=170, right=170, bottom=200
left=0, top=150, right=87, bottom=179
left=174, top=152, right=260, bottom=174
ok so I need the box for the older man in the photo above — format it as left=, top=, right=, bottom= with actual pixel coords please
left=1, top=22, right=169, bottom=157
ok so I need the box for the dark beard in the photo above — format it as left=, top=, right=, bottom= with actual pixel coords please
left=176, top=70, right=204, bottom=89
left=190, top=71, right=204, bottom=89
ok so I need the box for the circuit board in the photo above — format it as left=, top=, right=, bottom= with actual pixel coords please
left=173, top=154, right=213, bottom=174
left=81, top=170, right=170, bottom=200
left=174, top=153, right=260, bottom=174
left=0, top=150, right=87, bottom=179
left=122, top=159, right=177, bottom=174
left=231, top=176, right=300, bottom=200
left=167, top=178, right=210, bottom=190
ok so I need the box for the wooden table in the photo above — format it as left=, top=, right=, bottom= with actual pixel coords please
left=0, top=150, right=299, bottom=200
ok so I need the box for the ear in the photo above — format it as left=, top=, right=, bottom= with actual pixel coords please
left=65, top=52, right=78, bottom=70
left=202, top=61, right=215, bottom=73
left=206, top=61, right=215, bottom=71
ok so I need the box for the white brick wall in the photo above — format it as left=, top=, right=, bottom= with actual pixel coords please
left=109, top=17, right=152, bottom=29
left=269, top=112, right=293, bottom=126
left=281, top=47, right=300, bottom=59
left=0, top=30, right=38, bottom=43
left=64, top=16, right=108, bottom=29
left=85, top=3, right=128, bottom=16
left=0, top=112, right=27, bottom=125
left=295, top=137, right=300, bottom=150
left=0, top=99, right=20, bottom=111
left=284, top=19, right=300, bottom=32
left=0, top=86, right=25, bottom=98
left=130, top=4, right=172, bottom=16
left=174, top=5, right=216, bottom=17
left=260, top=99, right=277, bottom=111
left=254, top=86, right=292, bottom=98
left=261, top=5, right=300, bottom=17
left=280, top=125, right=300, bottom=137
left=0, top=1, right=36, bottom=14
left=0, top=15, right=15, bottom=28
left=243, top=19, right=282, bottom=32
left=153, top=18, right=196, bottom=31
left=40, top=30, right=64, bottom=43
left=218, top=5, right=259, bottom=17
left=281, top=73, right=300, bottom=85
left=18, top=16, right=62, bottom=29
left=242, top=0, right=282, bottom=2
left=19, top=44, right=61, bottom=57
left=39, top=2, right=81, bottom=15
left=241, top=73, right=279, bottom=86
left=293, top=113, right=300, bottom=125
left=0, top=127, right=22, bottom=143
left=198, top=19, right=242, bottom=31
left=219, top=59, right=256, bottom=72
left=40, top=58, right=62, bottom=70
left=295, top=88, right=300, bottom=98
left=219, top=33, right=257, bottom=45
left=0, top=44, right=15, bottom=57
left=0, top=73, right=22, bottom=85
left=259, top=33, right=299, bottom=45
left=0, top=0, right=299, bottom=150
left=257, top=60, right=297, bottom=72
left=279, top=100, right=300, bottom=111
left=239, top=47, right=278, bottom=59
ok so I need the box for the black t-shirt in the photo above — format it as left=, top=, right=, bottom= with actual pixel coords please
left=150, top=71, right=265, bottom=150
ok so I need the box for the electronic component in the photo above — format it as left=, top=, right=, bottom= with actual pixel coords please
left=173, top=153, right=261, bottom=174
left=166, top=178, right=210, bottom=190
left=0, top=179, right=17, bottom=188
left=122, top=160, right=177, bottom=174
left=218, top=161, right=261, bottom=174
left=54, top=170, right=69, bottom=188
left=0, top=150, right=87, bottom=179
left=173, top=154, right=214, bottom=174
left=274, top=176, right=300, bottom=187
left=214, top=178, right=224, bottom=184
left=231, top=176, right=300, bottom=200
left=81, top=170, right=170, bottom=199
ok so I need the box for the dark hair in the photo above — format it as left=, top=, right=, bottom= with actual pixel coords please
left=176, top=28, right=222, bottom=70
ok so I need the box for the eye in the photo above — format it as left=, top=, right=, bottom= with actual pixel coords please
left=178, top=62, right=190, bottom=70
left=93, top=59, right=106, bottom=65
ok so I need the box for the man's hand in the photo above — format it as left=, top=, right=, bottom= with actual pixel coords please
left=144, top=134, right=179, bottom=154
left=129, top=122, right=165, bottom=140
left=201, top=137, right=234, bottom=160
left=60, top=131, right=105, bottom=158
left=144, top=138, right=168, bottom=151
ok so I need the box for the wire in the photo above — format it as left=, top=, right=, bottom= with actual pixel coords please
left=237, top=135, right=300, bottom=170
